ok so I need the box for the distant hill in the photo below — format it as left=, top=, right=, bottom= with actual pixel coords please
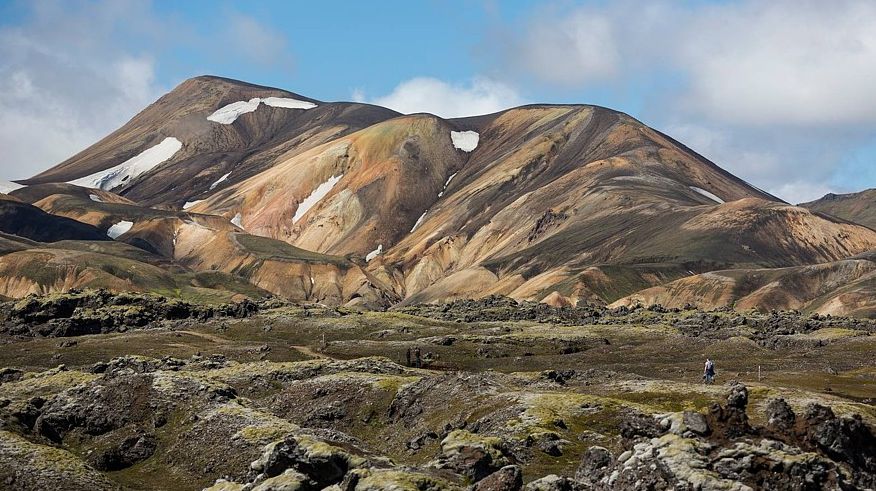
left=802, top=189, right=876, bottom=229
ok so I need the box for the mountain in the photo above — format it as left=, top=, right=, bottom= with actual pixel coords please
left=23, top=76, right=398, bottom=208
left=802, top=189, right=876, bottom=229
left=6, top=75, right=876, bottom=315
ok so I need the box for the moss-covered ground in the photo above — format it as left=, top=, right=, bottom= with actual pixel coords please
left=1, top=305, right=873, bottom=489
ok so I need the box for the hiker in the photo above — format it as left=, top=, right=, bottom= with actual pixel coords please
left=405, top=347, right=412, bottom=367
left=414, top=346, right=422, bottom=368
left=703, top=358, right=716, bottom=384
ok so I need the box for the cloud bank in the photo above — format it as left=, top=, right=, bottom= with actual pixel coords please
left=355, top=77, right=525, bottom=119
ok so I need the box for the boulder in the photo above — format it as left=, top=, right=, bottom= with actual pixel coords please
left=439, top=430, right=512, bottom=482
left=574, top=446, right=612, bottom=484
left=765, top=398, right=796, bottom=433
left=89, top=431, right=157, bottom=471
left=250, top=436, right=361, bottom=488
left=682, top=411, right=710, bottom=435
left=472, top=465, right=523, bottom=491
left=523, top=475, right=581, bottom=491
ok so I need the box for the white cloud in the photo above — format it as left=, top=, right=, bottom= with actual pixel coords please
left=501, top=1, right=876, bottom=127
left=769, top=182, right=837, bottom=205
left=0, top=1, right=297, bottom=182
left=361, top=77, right=525, bottom=118
left=678, top=1, right=876, bottom=126
left=0, top=2, right=166, bottom=181
left=516, top=8, right=620, bottom=86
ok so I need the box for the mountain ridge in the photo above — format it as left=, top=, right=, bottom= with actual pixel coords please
left=3, top=75, right=874, bottom=315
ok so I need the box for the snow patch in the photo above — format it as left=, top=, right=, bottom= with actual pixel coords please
left=107, top=220, right=133, bottom=239
left=89, top=194, right=104, bottom=203
left=450, top=131, right=479, bottom=152
left=183, top=200, right=204, bottom=210
left=366, top=244, right=383, bottom=262
left=411, top=211, right=427, bottom=232
left=690, top=186, right=725, bottom=204
left=209, top=172, right=232, bottom=190
left=0, top=180, right=23, bottom=194
left=438, top=172, right=458, bottom=198
left=70, top=137, right=183, bottom=190
left=231, top=213, right=243, bottom=229
left=207, top=98, right=261, bottom=124
left=208, top=97, right=317, bottom=124
left=292, top=174, right=343, bottom=224
left=262, top=97, right=318, bottom=110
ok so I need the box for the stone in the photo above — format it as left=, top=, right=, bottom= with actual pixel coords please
left=575, top=445, right=612, bottom=483
left=726, top=382, right=748, bottom=409
left=683, top=411, right=710, bottom=435
left=472, top=465, right=523, bottom=491
left=523, top=475, right=579, bottom=491
left=765, top=398, right=795, bottom=432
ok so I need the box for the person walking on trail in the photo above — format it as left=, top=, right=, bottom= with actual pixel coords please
left=413, top=346, right=422, bottom=368
left=405, top=347, right=412, bottom=367
left=703, top=358, right=716, bottom=384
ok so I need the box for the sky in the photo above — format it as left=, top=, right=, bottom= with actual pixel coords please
left=1, top=0, right=875, bottom=203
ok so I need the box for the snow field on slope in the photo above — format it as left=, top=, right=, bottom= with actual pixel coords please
left=690, top=186, right=725, bottom=204
left=69, top=137, right=182, bottom=190
left=207, top=97, right=317, bottom=124
left=0, top=181, right=23, bottom=194
left=366, top=244, right=383, bottom=262
left=411, top=211, right=427, bottom=232
left=231, top=213, right=243, bottom=229
left=438, top=172, right=458, bottom=198
left=292, top=174, right=343, bottom=224
left=107, top=221, right=134, bottom=239
left=183, top=200, right=204, bottom=210
left=210, top=172, right=232, bottom=190
left=450, top=131, right=479, bottom=152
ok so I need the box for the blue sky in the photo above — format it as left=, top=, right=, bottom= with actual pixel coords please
left=1, top=0, right=875, bottom=203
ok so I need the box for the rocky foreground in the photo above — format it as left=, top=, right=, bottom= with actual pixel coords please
left=1, top=292, right=875, bottom=490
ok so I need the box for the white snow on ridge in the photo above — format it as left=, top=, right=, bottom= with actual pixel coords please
left=450, top=131, right=479, bottom=152
left=0, top=180, right=24, bottom=194
left=183, top=200, right=204, bottom=210
left=207, top=98, right=261, bottom=124
left=411, top=211, right=427, bottom=232
left=366, top=244, right=383, bottom=262
left=208, top=97, right=317, bottom=124
left=107, top=220, right=133, bottom=239
left=690, top=186, right=725, bottom=204
left=262, top=97, right=318, bottom=110
left=292, top=174, right=343, bottom=224
left=231, top=213, right=244, bottom=229
left=70, top=137, right=183, bottom=191
left=209, top=172, right=232, bottom=190
left=89, top=194, right=103, bottom=203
